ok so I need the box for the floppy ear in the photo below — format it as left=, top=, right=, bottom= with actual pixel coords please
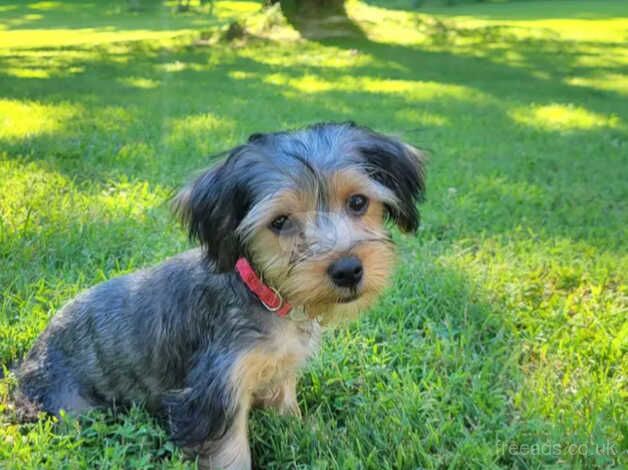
left=173, top=148, right=252, bottom=272
left=359, top=131, right=426, bottom=232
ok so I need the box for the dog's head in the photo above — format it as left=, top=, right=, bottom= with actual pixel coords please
left=174, top=122, right=425, bottom=321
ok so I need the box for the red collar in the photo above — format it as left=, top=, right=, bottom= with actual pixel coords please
left=235, top=257, right=292, bottom=317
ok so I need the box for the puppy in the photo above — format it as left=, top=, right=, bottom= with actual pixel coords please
left=17, top=122, right=425, bottom=469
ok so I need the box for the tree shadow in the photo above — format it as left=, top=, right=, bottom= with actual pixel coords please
left=0, top=21, right=625, bottom=253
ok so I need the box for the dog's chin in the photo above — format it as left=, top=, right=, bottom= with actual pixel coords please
left=337, top=292, right=361, bottom=304
left=334, top=281, right=369, bottom=304
left=328, top=291, right=375, bottom=324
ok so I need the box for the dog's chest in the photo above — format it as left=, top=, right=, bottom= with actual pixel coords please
left=237, top=319, right=320, bottom=393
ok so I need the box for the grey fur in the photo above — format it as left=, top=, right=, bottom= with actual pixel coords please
left=18, top=249, right=269, bottom=445
left=17, top=122, right=425, bottom=465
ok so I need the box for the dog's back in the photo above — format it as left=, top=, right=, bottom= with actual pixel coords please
left=17, top=249, right=229, bottom=415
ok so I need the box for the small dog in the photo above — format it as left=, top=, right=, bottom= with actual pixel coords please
left=17, top=122, right=425, bottom=469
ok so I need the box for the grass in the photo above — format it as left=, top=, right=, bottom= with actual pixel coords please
left=0, top=0, right=626, bottom=468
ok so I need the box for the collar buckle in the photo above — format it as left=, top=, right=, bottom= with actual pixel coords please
left=260, top=286, right=284, bottom=312
left=235, top=257, right=292, bottom=317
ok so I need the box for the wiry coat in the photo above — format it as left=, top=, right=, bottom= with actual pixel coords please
left=18, top=250, right=319, bottom=440
left=17, top=122, right=425, bottom=469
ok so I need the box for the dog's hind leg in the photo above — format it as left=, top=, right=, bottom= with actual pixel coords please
left=47, top=381, right=96, bottom=415
left=17, top=344, right=98, bottom=417
left=18, top=369, right=96, bottom=417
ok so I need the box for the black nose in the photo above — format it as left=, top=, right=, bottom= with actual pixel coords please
left=327, top=256, right=363, bottom=288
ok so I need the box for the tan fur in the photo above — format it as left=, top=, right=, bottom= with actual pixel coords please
left=252, top=374, right=301, bottom=417
left=189, top=320, right=319, bottom=470
left=327, top=168, right=397, bottom=214
left=232, top=319, right=320, bottom=400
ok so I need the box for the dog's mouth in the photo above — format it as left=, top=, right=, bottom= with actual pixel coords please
left=337, top=290, right=361, bottom=303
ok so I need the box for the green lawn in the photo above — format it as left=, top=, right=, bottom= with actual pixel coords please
left=1, top=0, right=626, bottom=468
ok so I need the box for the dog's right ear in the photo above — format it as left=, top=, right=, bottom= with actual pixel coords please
left=357, top=131, right=426, bottom=233
left=173, top=148, right=252, bottom=272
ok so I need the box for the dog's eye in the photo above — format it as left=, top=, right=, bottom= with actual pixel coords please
left=269, top=215, right=294, bottom=234
left=346, top=194, right=369, bottom=215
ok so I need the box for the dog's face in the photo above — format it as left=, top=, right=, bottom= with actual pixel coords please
left=240, top=166, right=397, bottom=320
left=175, top=122, right=425, bottom=322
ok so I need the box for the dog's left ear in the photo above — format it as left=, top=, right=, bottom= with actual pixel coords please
left=173, top=148, right=252, bottom=272
left=358, top=131, right=426, bottom=232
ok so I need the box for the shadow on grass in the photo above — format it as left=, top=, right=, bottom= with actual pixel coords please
left=247, top=260, right=527, bottom=467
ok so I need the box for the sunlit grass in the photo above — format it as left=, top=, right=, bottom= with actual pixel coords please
left=0, top=99, right=77, bottom=139
left=261, top=74, right=485, bottom=102
left=510, top=103, right=622, bottom=131
left=0, top=157, right=178, bottom=362
left=350, top=0, right=628, bottom=44
left=567, top=73, right=628, bottom=97
left=0, top=0, right=626, bottom=468
left=423, top=16, right=628, bottom=43
left=0, top=29, right=197, bottom=48
left=117, top=76, right=161, bottom=89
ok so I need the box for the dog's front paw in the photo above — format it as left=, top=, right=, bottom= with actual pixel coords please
left=276, top=397, right=301, bottom=418
left=253, top=376, right=301, bottom=418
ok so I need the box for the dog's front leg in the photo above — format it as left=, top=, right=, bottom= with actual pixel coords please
left=190, top=407, right=251, bottom=470
left=164, top=349, right=253, bottom=470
